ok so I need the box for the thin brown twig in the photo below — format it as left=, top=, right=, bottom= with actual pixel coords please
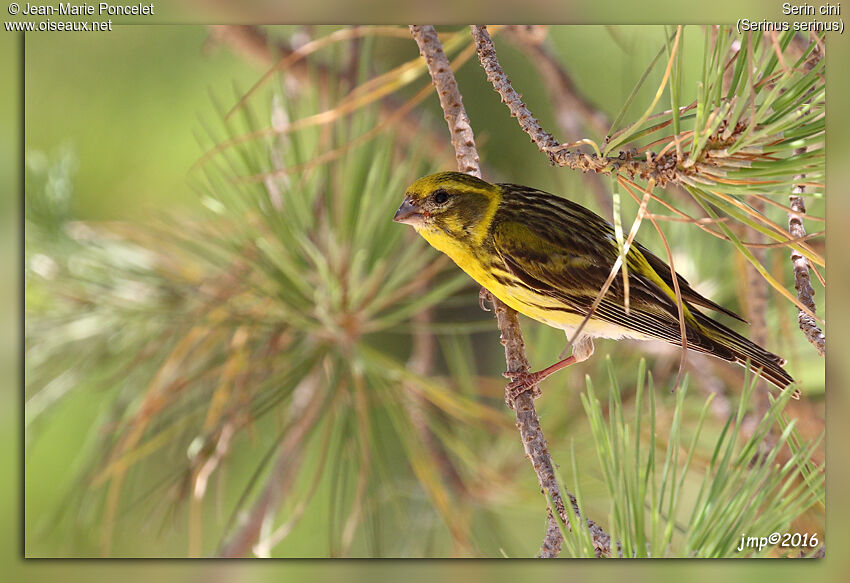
left=470, top=25, right=560, bottom=152
left=486, top=289, right=610, bottom=557
left=411, top=24, right=610, bottom=558
left=788, top=147, right=825, bottom=355
left=471, top=25, right=629, bottom=177
left=539, top=508, right=562, bottom=558
left=409, top=26, right=480, bottom=176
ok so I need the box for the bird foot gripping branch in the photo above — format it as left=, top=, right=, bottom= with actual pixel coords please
left=478, top=287, right=492, bottom=312
left=503, top=349, right=586, bottom=403
left=503, top=370, right=544, bottom=403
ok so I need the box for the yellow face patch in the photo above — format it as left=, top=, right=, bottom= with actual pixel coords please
left=400, top=172, right=501, bottom=247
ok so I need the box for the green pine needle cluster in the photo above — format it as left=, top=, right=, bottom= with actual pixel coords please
left=555, top=359, right=823, bottom=558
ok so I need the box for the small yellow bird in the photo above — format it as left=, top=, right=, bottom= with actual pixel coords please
left=393, top=171, right=796, bottom=398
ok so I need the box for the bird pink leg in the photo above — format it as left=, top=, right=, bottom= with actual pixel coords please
left=503, top=355, right=577, bottom=402
left=503, top=335, right=593, bottom=403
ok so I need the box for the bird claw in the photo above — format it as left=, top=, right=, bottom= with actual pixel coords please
left=478, top=287, right=492, bottom=312
left=503, top=370, right=543, bottom=405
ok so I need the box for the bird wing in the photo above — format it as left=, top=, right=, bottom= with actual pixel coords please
left=491, top=216, right=698, bottom=345
left=493, top=183, right=747, bottom=323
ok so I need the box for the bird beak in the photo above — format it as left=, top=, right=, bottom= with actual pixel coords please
left=393, top=197, right=424, bottom=226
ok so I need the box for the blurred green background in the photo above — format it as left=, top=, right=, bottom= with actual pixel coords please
left=24, top=26, right=263, bottom=219
left=5, top=5, right=844, bottom=581
left=23, top=24, right=689, bottom=220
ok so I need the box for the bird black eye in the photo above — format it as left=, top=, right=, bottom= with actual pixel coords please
left=433, top=189, right=449, bottom=204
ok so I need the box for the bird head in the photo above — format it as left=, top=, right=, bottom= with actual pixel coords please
left=393, top=172, right=498, bottom=245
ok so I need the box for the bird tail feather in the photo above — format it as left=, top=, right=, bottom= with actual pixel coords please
left=692, top=312, right=798, bottom=395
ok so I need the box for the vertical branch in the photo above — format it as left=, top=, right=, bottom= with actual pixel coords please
left=487, top=290, right=611, bottom=557
left=410, top=24, right=610, bottom=558
left=539, top=508, right=562, bottom=558
left=408, top=26, right=481, bottom=178
left=789, top=147, right=825, bottom=355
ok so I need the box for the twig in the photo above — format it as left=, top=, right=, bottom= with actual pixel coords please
left=471, top=23, right=659, bottom=177
left=472, top=23, right=615, bottom=174
left=539, top=508, right=562, bottom=558
left=409, top=22, right=554, bottom=554
left=410, top=24, right=611, bottom=558
left=470, top=25, right=560, bottom=152
left=489, top=292, right=612, bottom=557
left=788, top=147, right=825, bottom=355
left=409, top=26, right=480, bottom=176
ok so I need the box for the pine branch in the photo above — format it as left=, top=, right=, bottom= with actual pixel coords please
left=471, top=25, right=823, bottom=196
left=788, top=146, right=825, bottom=355
left=471, top=24, right=682, bottom=183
